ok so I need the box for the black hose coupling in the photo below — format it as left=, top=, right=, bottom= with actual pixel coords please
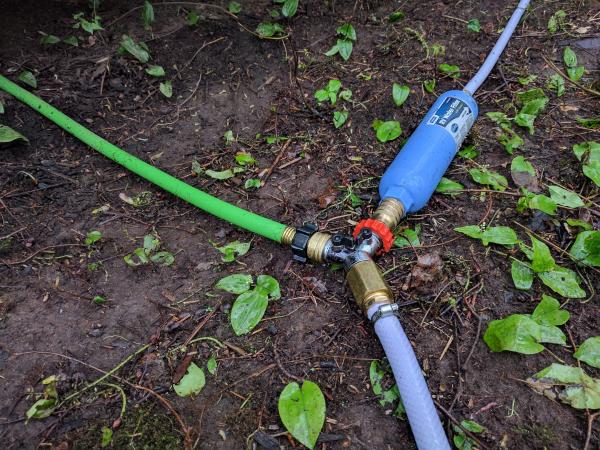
left=291, top=222, right=319, bottom=263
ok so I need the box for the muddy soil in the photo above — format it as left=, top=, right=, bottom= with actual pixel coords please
left=0, top=0, right=599, bottom=449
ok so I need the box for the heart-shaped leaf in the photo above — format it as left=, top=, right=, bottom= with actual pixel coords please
left=230, top=290, right=268, bottom=335
left=574, top=337, right=600, bottom=369
left=278, top=381, right=326, bottom=449
left=173, top=362, right=205, bottom=397
left=216, top=274, right=252, bottom=294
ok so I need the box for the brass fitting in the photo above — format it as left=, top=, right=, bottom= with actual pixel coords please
left=281, top=226, right=297, bottom=246
left=306, top=232, right=331, bottom=264
left=346, top=259, right=393, bottom=314
left=372, top=198, right=405, bottom=230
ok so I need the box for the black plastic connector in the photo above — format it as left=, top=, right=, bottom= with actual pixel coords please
left=291, top=222, right=318, bottom=263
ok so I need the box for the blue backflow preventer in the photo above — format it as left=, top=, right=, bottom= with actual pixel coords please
left=379, top=0, right=530, bottom=215
left=379, top=90, right=478, bottom=213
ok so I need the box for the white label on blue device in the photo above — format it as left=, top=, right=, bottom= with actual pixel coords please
left=427, top=97, right=474, bottom=147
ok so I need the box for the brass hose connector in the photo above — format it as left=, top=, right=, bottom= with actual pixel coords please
left=281, top=226, right=297, bottom=246
left=346, top=258, right=393, bottom=314
left=372, top=198, right=405, bottom=231
left=306, top=232, right=331, bottom=264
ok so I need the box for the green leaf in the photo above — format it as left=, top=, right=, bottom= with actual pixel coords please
left=333, top=110, right=348, bottom=128
left=244, top=178, right=261, bottom=189
left=63, top=36, right=79, bottom=47
left=547, top=10, right=566, bottom=34
left=499, top=130, right=524, bottom=154
left=431, top=44, right=445, bottom=57
left=423, top=79, right=435, bottom=93
left=461, top=420, right=485, bottom=434
left=566, top=218, right=592, bottom=231
left=216, top=240, right=250, bottom=262
left=438, top=63, right=460, bottom=78
left=159, top=81, right=173, bottom=98
left=511, top=156, right=538, bottom=190
left=569, top=231, right=600, bottom=267
left=100, top=426, right=113, bottom=448
left=278, top=381, right=326, bottom=450
left=487, top=111, right=511, bottom=129
left=530, top=236, right=555, bottom=273
left=577, top=118, right=600, bottom=129
left=528, top=194, right=557, bottom=215
left=0, top=101, right=4, bottom=114
left=481, top=226, right=519, bottom=246
left=454, top=225, right=483, bottom=240
left=392, top=83, right=409, bottom=106
left=511, top=260, right=534, bottom=290
left=373, top=120, right=402, bottom=143
left=336, top=23, right=356, bottom=41
left=230, top=290, right=268, bottom=335
left=143, top=235, right=160, bottom=253
left=484, top=314, right=544, bottom=354
left=120, top=35, right=150, bottom=63
left=41, top=34, right=61, bottom=44
left=0, top=124, right=28, bottom=143
left=256, top=22, right=284, bottom=38
left=150, top=251, right=174, bottom=266
left=574, top=337, right=600, bottom=369
left=549, top=185, right=584, bottom=208
left=234, top=152, right=255, bottom=166
left=469, top=168, right=508, bottom=191
left=583, top=163, right=600, bottom=187
left=216, top=274, right=252, bottom=294
left=207, top=355, right=218, bottom=374
left=141, top=1, right=154, bottom=29
left=145, top=65, right=165, bottom=77
left=532, top=295, right=570, bottom=326
left=228, top=1, right=241, bottom=14
left=173, top=362, right=206, bottom=397
left=186, top=11, right=200, bottom=25
left=26, top=399, right=57, bottom=420
left=563, top=47, right=578, bottom=68
left=204, top=169, right=235, bottom=181
left=335, top=39, right=353, bottom=61
left=394, top=226, right=420, bottom=248
left=458, top=145, right=478, bottom=159
left=518, top=75, right=537, bottom=85
left=256, top=274, right=281, bottom=300
left=389, top=11, right=405, bottom=22
left=18, top=70, right=37, bottom=88
left=369, top=360, right=385, bottom=395
left=85, top=230, right=102, bottom=246
left=339, top=89, right=352, bottom=101
left=566, top=66, right=584, bottom=82
left=529, top=364, right=600, bottom=410
left=573, top=141, right=600, bottom=163
left=547, top=74, right=565, bottom=96
left=282, top=0, right=298, bottom=18
left=435, top=177, right=464, bottom=195
left=467, top=19, right=480, bottom=32
left=538, top=267, right=586, bottom=298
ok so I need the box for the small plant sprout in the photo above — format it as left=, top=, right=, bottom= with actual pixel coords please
left=392, top=83, right=409, bottom=106
left=124, top=234, right=174, bottom=267
left=325, top=23, right=356, bottom=61
left=372, top=120, right=402, bottom=143
left=18, top=71, right=37, bottom=89
left=84, top=230, right=102, bottom=246
left=216, top=273, right=280, bottom=335
left=72, top=12, right=103, bottom=34
left=467, top=18, right=481, bottom=32
left=228, top=1, right=241, bottom=14
left=563, top=47, right=585, bottom=82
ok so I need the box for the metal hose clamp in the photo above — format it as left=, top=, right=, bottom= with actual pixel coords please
left=370, top=303, right=400, bottom=324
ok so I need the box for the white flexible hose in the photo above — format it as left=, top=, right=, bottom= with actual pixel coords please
left=368, top=306, right=451, bottom=450
left=464, top=0, right=531, bottom=94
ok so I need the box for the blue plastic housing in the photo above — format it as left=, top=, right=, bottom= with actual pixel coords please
left=379, top=90, right=478, bottom=214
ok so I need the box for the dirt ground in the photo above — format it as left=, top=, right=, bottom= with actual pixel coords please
left=0, top=0, right=599, bottom=449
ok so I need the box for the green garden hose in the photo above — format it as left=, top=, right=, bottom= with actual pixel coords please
left=0, top=74, right=292, bottom=243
